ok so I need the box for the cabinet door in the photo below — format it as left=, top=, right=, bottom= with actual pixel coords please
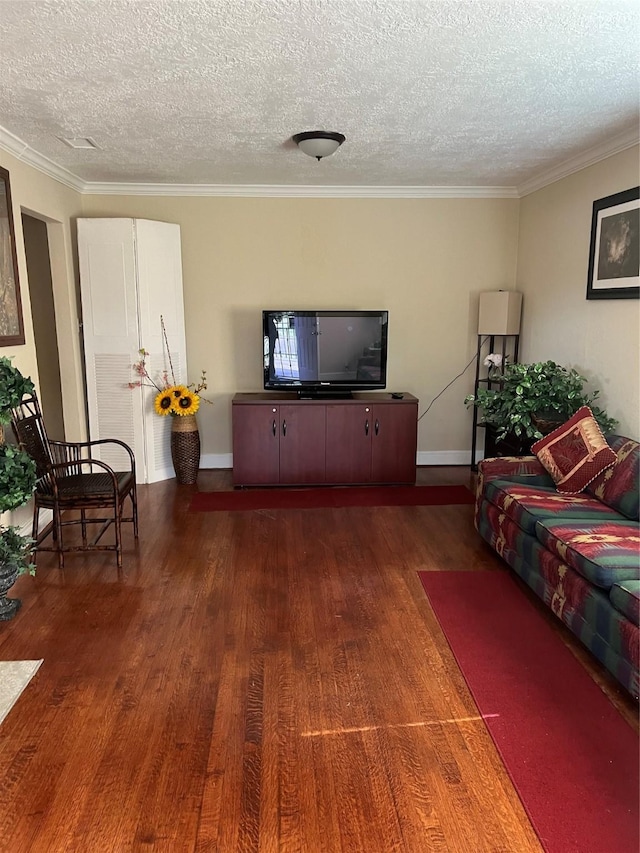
left=325, top=404, right=372, bottom=484
left=232, top=404, right=280, bottom=486
left=371, top=403, right=417, bottom=484
left=279, top=405, right=326, bottom=484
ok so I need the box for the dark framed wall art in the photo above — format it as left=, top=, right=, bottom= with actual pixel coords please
left=586, top=186, right=640, bottom=300
left=0, top=166, right=25, bottom=345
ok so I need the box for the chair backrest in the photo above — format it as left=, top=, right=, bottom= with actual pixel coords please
left=11, top=394, right=54, bottom=483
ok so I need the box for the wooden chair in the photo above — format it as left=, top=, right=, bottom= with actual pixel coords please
left=11, top=394, right=138, bottom=569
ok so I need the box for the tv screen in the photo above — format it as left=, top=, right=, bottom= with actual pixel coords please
left=263, top=310, right=389, bottom=396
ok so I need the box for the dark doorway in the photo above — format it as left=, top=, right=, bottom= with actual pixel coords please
left=21, top=213, right=65, bottom=440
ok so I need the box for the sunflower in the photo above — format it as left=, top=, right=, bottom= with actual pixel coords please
left=171, top=384, right=189, bottom=400
left=154, top=390, right=174, bottom=415
left=174, top=392, right=200, bottom=416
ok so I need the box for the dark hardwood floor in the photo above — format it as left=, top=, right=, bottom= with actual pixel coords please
left=0, top=467, right=636, bottom=852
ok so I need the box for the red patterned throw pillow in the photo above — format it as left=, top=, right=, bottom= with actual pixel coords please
left=531, top=406, right=617, bottom=495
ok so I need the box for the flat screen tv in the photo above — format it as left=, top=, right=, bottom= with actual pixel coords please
left=263, top=309, right=389, bottom=397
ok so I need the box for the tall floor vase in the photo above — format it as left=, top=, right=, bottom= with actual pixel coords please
left=170, top=415, right=200, bottom=484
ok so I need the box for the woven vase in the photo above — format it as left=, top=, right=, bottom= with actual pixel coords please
left=170, top=414, right=200, bottom=484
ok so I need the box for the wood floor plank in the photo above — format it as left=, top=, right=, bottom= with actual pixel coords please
left=0, top=467, right=634, bottom=851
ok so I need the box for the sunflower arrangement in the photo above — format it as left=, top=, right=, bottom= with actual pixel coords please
left=129, top=318, right=209, bottom=417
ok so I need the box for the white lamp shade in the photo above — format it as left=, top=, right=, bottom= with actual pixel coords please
left=478, top=291, right=522, bottom=335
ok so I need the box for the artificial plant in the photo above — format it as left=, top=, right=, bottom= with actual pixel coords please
left=465, top=359, right=618, bottom=442
left=0, top=356, right=37, bottom=576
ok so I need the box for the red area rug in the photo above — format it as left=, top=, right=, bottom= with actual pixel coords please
left=190, top=484, right=474, bottom=512
left=418, top=570, right=639, bottom=853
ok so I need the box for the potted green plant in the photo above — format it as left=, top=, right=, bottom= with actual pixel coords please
left=0, top=527, right=35, bottom=620
left=0, top=443, right=37, bottom=511
left=0, top=357, right=37, bottom=620
left=465, top=359, right=618, bottom=444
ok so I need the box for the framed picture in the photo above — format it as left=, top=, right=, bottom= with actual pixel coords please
left=0, top=166, right=25, bottom=345
left=586, top=186, right=639, bottom=300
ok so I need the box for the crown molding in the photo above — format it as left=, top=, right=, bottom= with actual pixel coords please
left=0, top=125, right=85, bottom=192
left=1, top=120, right=635, bottom=200
left=517, top=127, right=640, bottom=197
left=80, top=182, right=519, bottom=198
left=0, top=124, right=29, bottom=160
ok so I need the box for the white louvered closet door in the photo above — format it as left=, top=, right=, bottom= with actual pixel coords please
left=78, top=218, right=186, bottom=484
left=135, top=219, right=186, bottom=483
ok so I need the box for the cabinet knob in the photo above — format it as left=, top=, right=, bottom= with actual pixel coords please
left=375, top=419, right=380, bottom=436
left=272, top=419, right=277, bottom=436
left=282, top=420, right=287, bottom=437
left=365, top=407, right=370, bottom=413
left=365, top=419, right=369, bottom=436
left=272, top=408, right=277, bottom=413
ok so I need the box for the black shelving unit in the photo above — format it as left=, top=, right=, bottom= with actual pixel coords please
left=470, top=333, right=520, bottom=470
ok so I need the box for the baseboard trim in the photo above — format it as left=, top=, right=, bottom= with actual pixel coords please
left=201, top=453, right=234, bottom=470
left=18, top=509, right=53, bottom=539
left=417, top=450, right=481, bottom=466
left=200, top=451, right=481, bottom=471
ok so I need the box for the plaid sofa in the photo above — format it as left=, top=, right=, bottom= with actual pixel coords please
left=475, top=434, right=640, bottom=697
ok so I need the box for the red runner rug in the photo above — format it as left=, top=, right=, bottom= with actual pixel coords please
left=418, top=570, right=639, bottom=853
left=189, top=484, right=474, bottom=512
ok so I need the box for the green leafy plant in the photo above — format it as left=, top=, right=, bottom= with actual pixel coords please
left=0, top=443, right=37, bottom=512
left=0, top=526, right=35, bottom=576
left=465, top=360, right=618, bottom=442
left=0, top=357, right=37, bottom=579
left=0, top=356, right=35, bottom=424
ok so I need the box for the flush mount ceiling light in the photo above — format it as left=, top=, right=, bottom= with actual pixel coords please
left=292, top=130, right=346, bottom=161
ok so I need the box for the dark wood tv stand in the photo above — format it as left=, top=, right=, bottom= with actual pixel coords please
left=232, top=392, right=418, bottom=487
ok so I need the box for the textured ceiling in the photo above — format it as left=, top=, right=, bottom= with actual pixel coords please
left=0, top=0, right=638, bottom=191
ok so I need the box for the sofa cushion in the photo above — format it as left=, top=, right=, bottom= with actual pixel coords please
left=586, top=435, right=640, bottom=521
left=531, top=407, right=617, bottom=494
left=484, top=479, right=620, bottom=536
left=535, top=519, right=640, bottom=590
left=610, top=581, right=640, bottom=627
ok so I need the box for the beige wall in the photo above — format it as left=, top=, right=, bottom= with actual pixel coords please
left=3, top=143, right=635, bottom=470
left=517, top=145, right=640, bottom=438
left=80, top=195, right=520, bottom=460
left=0, top=149, right=84, bottom=529
left=0, top=150, right=85, bottom=438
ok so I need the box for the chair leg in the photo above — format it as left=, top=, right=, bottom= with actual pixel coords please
left=81, top=509, right=87, bottom=546
left=131, top=486, right=139, bottom=539
left=53, top=507, right=65, bottom=569
left=31, top=505, right=40, bottom=568
left=115, top=504, right=123, bottom=569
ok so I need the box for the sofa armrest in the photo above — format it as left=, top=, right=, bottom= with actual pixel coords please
left=476, top=454, right=554, bottom=504
left=478, top=455, right=549, bottom=482
left=474, top=456, right=555, bottom=530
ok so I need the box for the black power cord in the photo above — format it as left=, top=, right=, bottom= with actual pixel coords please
left=417, top=336, right=489, bottom=422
